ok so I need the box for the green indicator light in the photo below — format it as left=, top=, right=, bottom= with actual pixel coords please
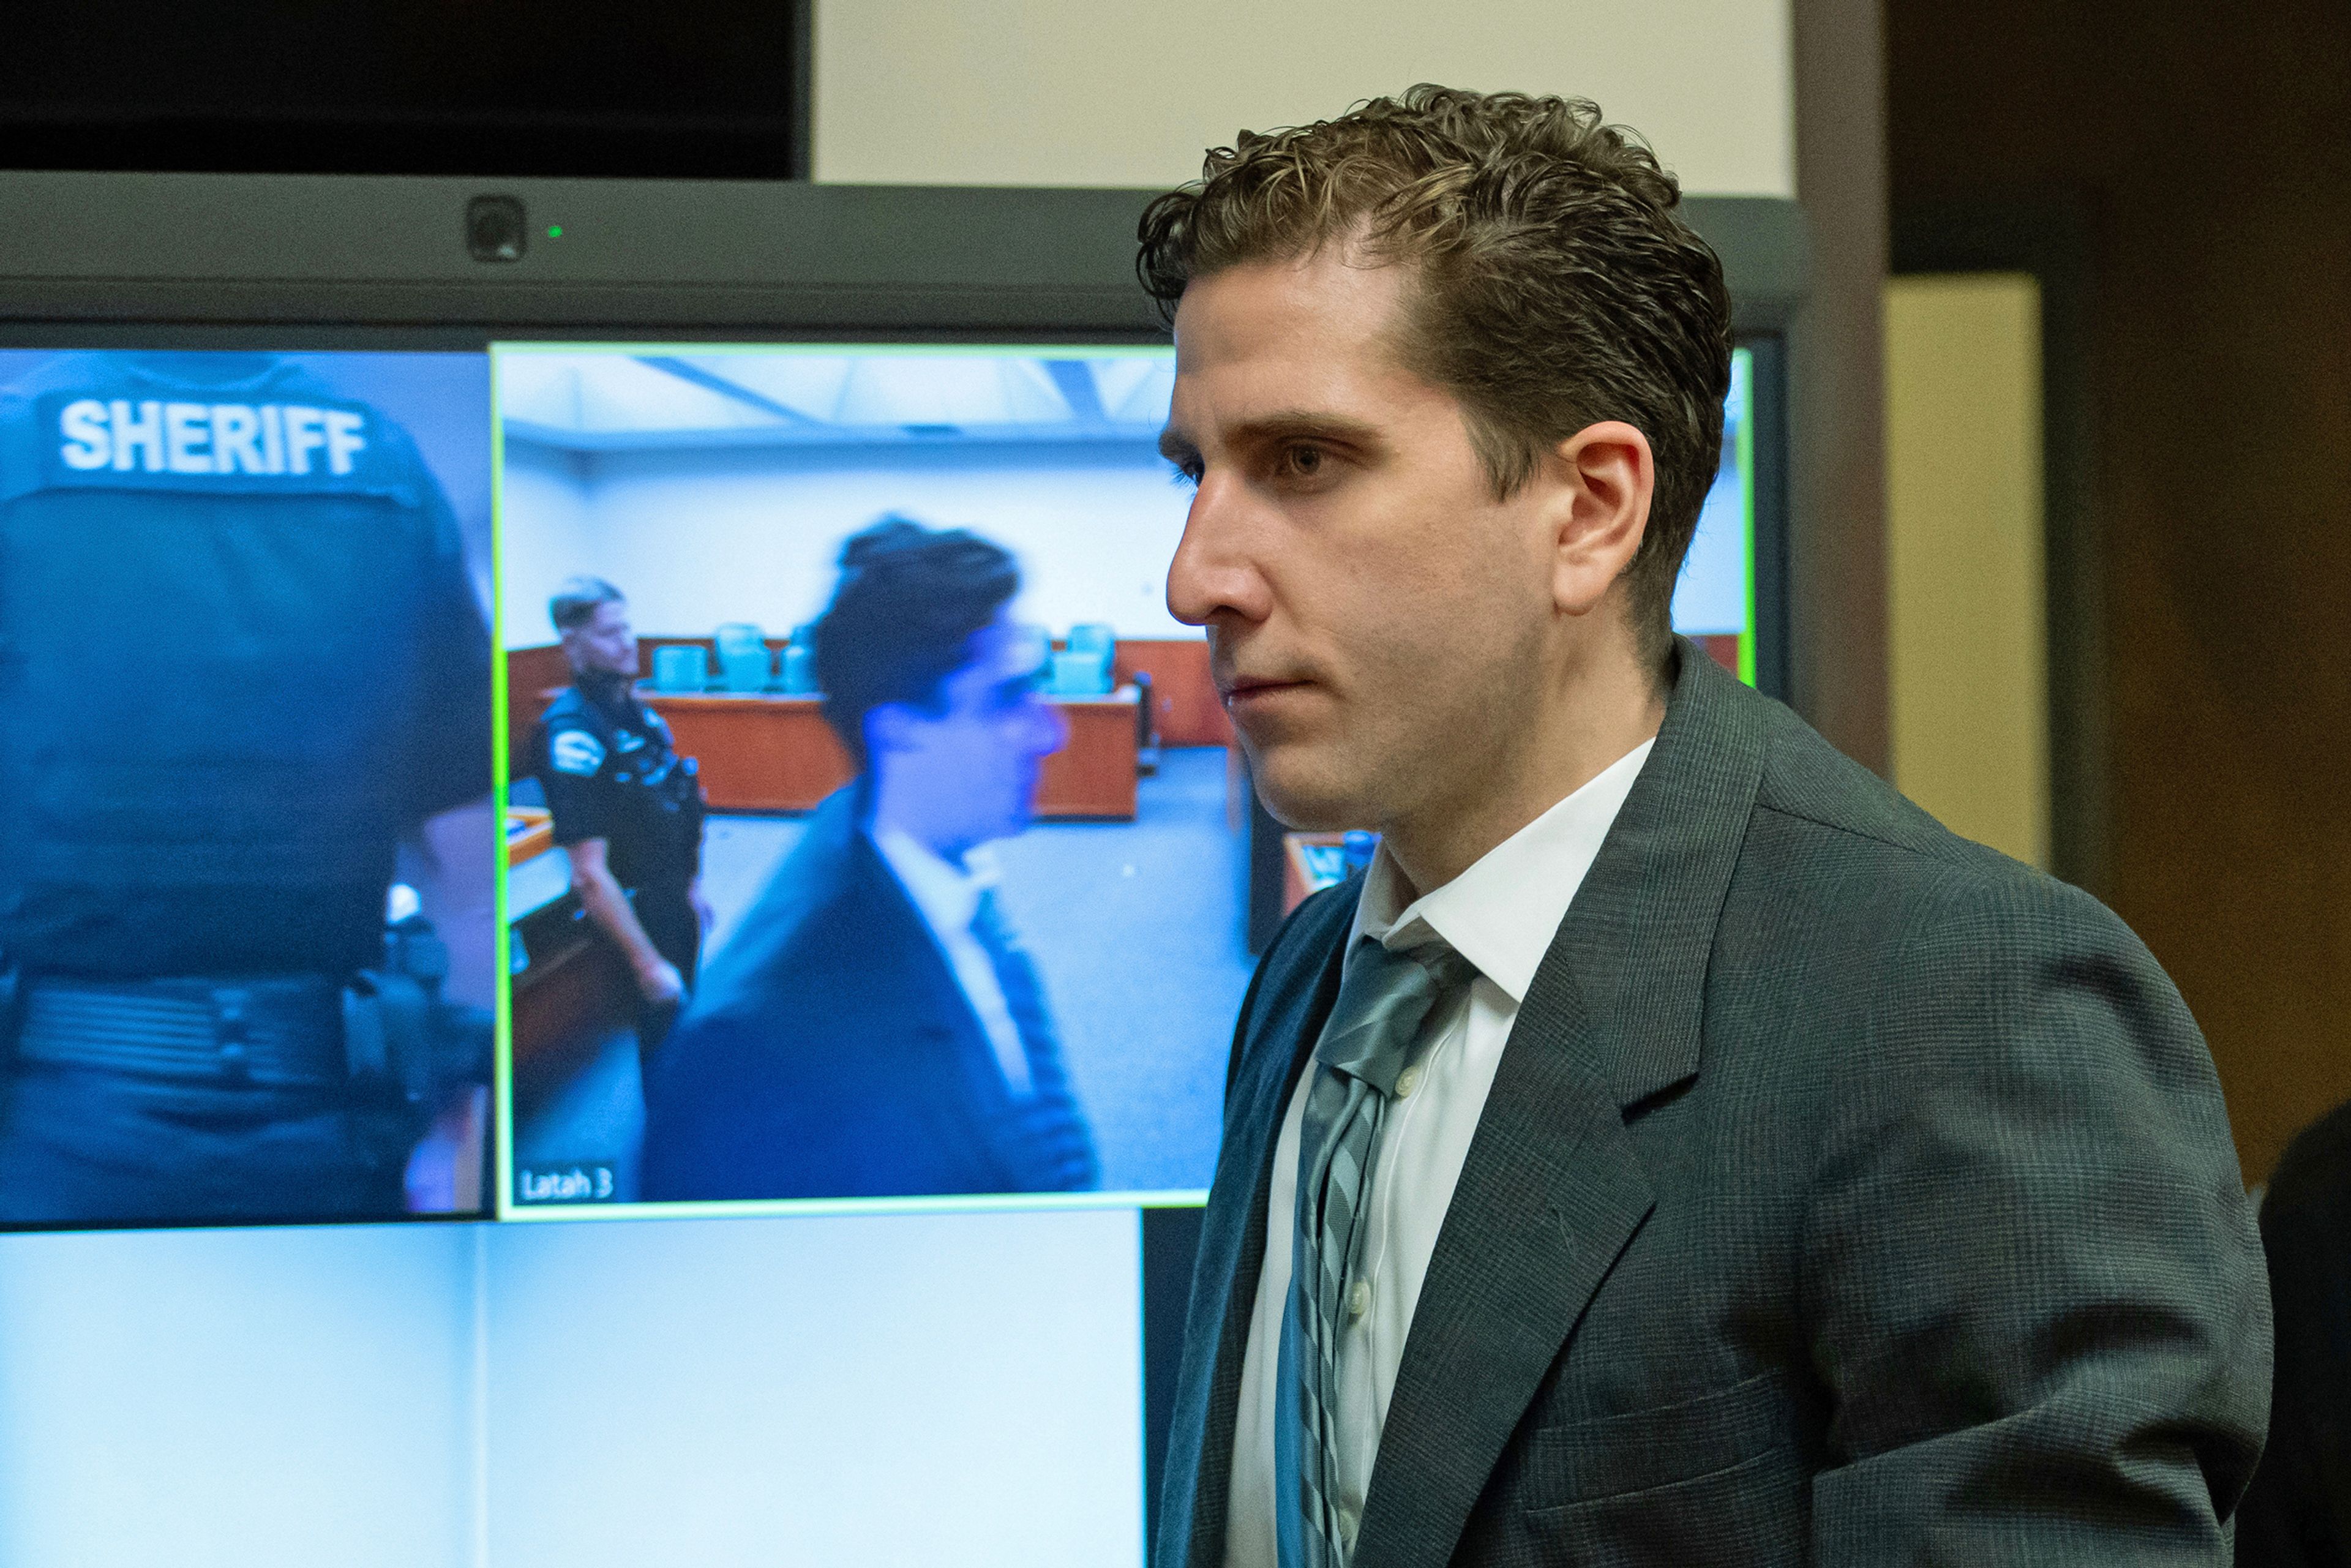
left=546, top=224, right=563, bottom=239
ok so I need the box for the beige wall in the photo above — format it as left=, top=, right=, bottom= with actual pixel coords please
left=1884, top=273, right=2048, bottom=868
left=812, top=0, right=1793, bottom=195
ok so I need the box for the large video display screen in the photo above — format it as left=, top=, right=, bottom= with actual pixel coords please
left=0, top=339, right=1757, bottom=1232
left=0, top=329, right=1768, bottom=1566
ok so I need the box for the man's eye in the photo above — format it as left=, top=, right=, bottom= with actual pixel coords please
left=1168, top=460, right=1201, bottom=490
left=1281, top=445, right=1326, bottom=479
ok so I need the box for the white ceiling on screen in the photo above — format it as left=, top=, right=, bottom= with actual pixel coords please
left=498, top=351, right=1176, bottom=452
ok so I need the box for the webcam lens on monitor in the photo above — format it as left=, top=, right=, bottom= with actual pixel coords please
left=467, top=196, right=527, bottom=263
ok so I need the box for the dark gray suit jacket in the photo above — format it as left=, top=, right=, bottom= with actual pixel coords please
left=1158, top=640, right=2271, bottom=1567
left=640, top=787, right=1098, bottom=1201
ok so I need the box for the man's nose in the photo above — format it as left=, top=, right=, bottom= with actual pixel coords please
left=1165, top=474, right=1270, bottom=629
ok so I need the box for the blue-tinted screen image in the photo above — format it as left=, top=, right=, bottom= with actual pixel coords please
left=0, top=348, right=498, bottom=1227
left=495, top=343, right=1757, bottom=1218
left=497, top=345, right=1248, bottom=1214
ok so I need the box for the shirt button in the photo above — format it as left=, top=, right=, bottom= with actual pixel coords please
left=1394, top=1064, right=1420, bottom=1098
left=1348, top=1279, right=1370, bottom=1320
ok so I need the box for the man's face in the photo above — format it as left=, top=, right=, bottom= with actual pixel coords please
left=563, top=599, right=638, bottom=680
left=1161, top=252, right=1564, bottom=833
left=868, top=617, right=1067, bottom=860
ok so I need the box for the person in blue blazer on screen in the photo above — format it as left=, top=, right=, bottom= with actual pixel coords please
left=640, top=517, right=1100, bottom=1202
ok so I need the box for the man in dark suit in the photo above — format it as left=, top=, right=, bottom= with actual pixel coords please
left=640, top=518, right=1099, bottom=1201
left=2237, top=1098, right=2351, bottom=1566
left=1146, top=86, right=2269, bottom=1566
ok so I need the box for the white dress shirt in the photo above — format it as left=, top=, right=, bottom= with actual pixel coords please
left=1223, top=738, right=1654, bottom=1566
left=871, top=830, right=1034, bottom=1097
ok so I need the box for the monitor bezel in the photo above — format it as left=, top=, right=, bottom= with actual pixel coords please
left=0, top=174, right=1804, bottom=331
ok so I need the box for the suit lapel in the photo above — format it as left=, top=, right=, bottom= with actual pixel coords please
left=841, top=829, right=1035, bottom=1188
left=1159, top=886, right=1355, bottom=1568
left=1354, top=641, right=1770, bottom=1567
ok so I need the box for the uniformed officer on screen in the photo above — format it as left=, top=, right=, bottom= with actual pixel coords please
left=0, top=350, right=494, bottom=1225
left=531, top=578, right=710, bottom=1061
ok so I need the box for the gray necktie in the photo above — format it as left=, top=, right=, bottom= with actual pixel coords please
left=971, top=887, right=1098, bottom=1190
left=1275, top=935, right=1473, bottom=1568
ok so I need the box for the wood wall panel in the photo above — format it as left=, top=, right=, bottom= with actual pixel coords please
left=1116, top=638, right=1229, bottom=748
left=1889, top=0, right=2351, bottom=1182
left=509, top=906, right=631, bottom=1114
left=514, top=640, right=1160, bottom=818
left=508, top=638, right=779, bottom=769
left=643, top=692, right=1139, bottom=819
left=1791, top=0, right=1892, bottom=775
left=648, top=695, right=852, bottom=813
left=512, top=640, right=1226, bottom=757
left=1035, top=699, right=1139, bottom=819
left=506, top=644, right=572, bottom=767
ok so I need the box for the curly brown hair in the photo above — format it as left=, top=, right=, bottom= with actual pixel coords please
left=1137, top=84, right=1732, bottom=667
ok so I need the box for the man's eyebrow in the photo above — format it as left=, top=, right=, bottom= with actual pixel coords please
left=1232, top=410, right=1384, bottom=448
left=1158, top=411, right=1384, bottom=465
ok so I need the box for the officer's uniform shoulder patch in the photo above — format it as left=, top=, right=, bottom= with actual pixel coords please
left=549, top=728, right=607, bottom=777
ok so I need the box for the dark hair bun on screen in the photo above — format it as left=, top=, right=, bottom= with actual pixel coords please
left=816, top=515, right=1021, bottom=767
left=838, top=517, right=928, bottom=571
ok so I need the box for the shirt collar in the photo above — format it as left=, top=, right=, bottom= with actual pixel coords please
left=1350, top=738, right=1655, bottom=1005
left=872, top=828, right=999, bottom=937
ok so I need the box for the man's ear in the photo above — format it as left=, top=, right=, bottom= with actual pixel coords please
left=864, top=702, right=917, bottom=757
left=1546, top=420, right=1655, bottom=617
